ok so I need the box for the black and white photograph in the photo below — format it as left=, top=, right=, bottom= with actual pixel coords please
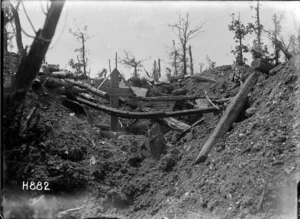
left=1, top=0, right=300, bottom=218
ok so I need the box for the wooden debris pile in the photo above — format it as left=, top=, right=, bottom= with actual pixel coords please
left=33, top=66, right=226, bottom=133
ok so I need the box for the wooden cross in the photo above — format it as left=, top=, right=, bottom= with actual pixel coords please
left=102, top=68, right=133, bottom=131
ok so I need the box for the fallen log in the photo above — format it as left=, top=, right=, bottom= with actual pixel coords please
left=50, top=71, right=86, bottom=80
left=191, top=74, right=217, bottom=83
left=64, top=79, right=109, bottom=99
left=251, top=58, right=274, bottom=73
left=43, top=77, right=109, bottom=98
left=195, top=71, right=258, bottom=164
left=65, top=86, right=88, bottom=94
left=71, top=96, right=222, bottom=119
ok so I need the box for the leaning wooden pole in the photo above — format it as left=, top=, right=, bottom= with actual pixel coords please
left=195, top=71, right=258, bottom=164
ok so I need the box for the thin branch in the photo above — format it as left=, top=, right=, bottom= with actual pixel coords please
left=40, top=0, right=48, bottom=15
left=47, top=0, right=50, bottom=12
left=204, top=90, right=221, bottom=110
left=21, top=1, right=37, bottom=34
left=21, top=27, right=36, bottom=39
left=15, top=1, right=21, bottom=10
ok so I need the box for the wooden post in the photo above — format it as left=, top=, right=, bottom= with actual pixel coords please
left=158, top=58, right=161, bottom=78
left=115, top=52, right=118, bottom=69
left=109, top=59, right=111, bottom=73
left=110, top=69, right=120, bottom=131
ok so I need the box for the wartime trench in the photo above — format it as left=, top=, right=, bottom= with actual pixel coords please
left=2, top=52, right=300, bottom=219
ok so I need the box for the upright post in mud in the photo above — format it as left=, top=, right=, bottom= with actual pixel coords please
left=104, top=68, right=133, bottom=131
left=110, top=69, right=120, bottom=131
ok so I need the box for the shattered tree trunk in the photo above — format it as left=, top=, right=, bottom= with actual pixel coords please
left=4, top=0, right=65, bottom=115
left=251, top=58, right=274, bottom=73
left=195, top=71, right=258, bottom=164
left=275, top=39, right=293, bottom=60
left=189, top=45, right=194, bottom=75
left=158, top=58, right=161, bottom=78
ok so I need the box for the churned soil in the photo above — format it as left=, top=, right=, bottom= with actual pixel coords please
left=3, top=55, right=299, bottom=219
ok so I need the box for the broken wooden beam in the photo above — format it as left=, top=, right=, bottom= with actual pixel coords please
left=156, top=117, right=190, bottom=132
left=121, top=98, right=190, bottom=132
left=195, top=71, right=258, bottom=164
left=72, top=96, right=222, bottom=119
left=251, top=58, right=274, bottom=73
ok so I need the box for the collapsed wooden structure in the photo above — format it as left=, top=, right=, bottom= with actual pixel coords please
left=37, top=65, right=263, bottom=162
left=38, top=68, right=226, bottom=132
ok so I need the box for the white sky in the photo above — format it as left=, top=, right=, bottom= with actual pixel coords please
left=9, top=1, right=300, bottom=78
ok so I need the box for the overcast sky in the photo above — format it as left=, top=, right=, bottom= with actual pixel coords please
left=10, top=1, right=300, bottom=78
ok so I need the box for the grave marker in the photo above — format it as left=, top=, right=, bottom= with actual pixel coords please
left=100, top=68, right=133, bottom=131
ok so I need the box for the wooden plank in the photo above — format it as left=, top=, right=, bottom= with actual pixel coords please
left=142, top=100, right=175, bottom=112
left=159, top=117, right=190, bottom=131
left=122, top=99, right=175, bottom=112
left=196, top=99, right=216, bottom=127
left=195, top=72, right=258, bottom=164
left=102, top=87, right=133, bottom=96
left=110, top=69, right=120, bottom=131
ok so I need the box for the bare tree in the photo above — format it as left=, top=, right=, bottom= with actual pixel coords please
left=206, top=55, right=216, bottom=69
left=270, top=13, right=284, bottom=65
left=189, top=45, right=194, bottom=75
left=228, top=12, right=250, bottom=66
left=119, top=50, right=148, bottom=78
left=3, top=1, right=24, bottom=54
left=248, top=0, right=270, bottom=60
left=169, top=12, right=205, bottom=75
left=288, top=34, right=298, bottom=55
left=69, top=24, right=92, bottom=77
left=97, top=68, right=107, bottom=79
left=168, top=40, right=179, bottom=76
left=199, top=62, right=204, bottom=73
left=3, top=2, right=14, bottom=52
left=152, top=60, right=158, bottom=79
